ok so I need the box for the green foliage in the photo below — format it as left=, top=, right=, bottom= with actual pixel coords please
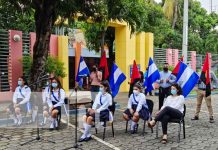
left=45, top=56, right=66, bottom=78
left=22, top=55, right=66, bottom=78
left=0, top=1, right=35, bottom=32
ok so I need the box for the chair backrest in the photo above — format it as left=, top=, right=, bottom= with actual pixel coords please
left=146, top=99, right=154, bottom=114
left=183, top=104, right=186, bottom=117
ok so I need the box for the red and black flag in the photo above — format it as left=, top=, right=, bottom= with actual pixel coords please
left=200, top=53, right=211, bottom=97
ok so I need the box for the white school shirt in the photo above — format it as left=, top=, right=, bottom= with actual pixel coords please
left=92, top=92, right=112, bottom=113
left=161, top=95, right=185, bottom=113
left=47, top=88, right=65, bottom=108
left=127, top=93, right=147, bottom=112
left=13, top=85, right=31, bottom=105
left=42, top=86, right=50, bottom=104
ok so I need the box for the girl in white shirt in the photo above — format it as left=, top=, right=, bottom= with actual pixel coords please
left=123, top=83, right=150, bottom=134
left=6, top=76, right=31, bottom=126
left=148, top=83, right=185, bottom=144
left=47, top=77, right=65, bottom=130
left=79, top=80, right=112, bottom=142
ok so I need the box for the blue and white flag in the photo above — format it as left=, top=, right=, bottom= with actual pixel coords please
left=144, top=58, right=160, bottom=92
left=109, top=63, right=126, bottom=98
left=176, top=62, right=199, bottom=97
left=76, top=56, right=90, bottom=85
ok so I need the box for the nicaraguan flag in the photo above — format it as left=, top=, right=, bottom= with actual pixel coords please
left=176, top=62, right=199, bottom=97
left=109, top=63, right=126, bottom=98
left=144, top=58, right=160, bottom=92
left=76, top=56, right=90, bottom=84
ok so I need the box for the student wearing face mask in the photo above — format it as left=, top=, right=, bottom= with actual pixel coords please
left=79, top=80, right=112, bottom=142
left=147, top=84, right=185, bottom=144
left=123, top=83, right=150, bottom=134
left=156, top=63, right=176, bottom=110
left=6, top=76, right=31, bottom=126
left=47, top=77, right=65, bottom=130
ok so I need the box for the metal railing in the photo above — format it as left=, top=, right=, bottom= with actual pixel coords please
left=0, top=29, right=10, bottom=91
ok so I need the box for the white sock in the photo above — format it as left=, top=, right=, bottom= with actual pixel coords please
left=81, top=123, right=88, bottom=139
left=84, top=124, right=92, bottom=137
left=17, top=114, right=22, bottom=125
left=131, top=121, right=136, bottom=130
left=10, top=114, right=17, bottom=124
left=32, top=110, right=37, bottom=122
left=43, top=117, right=47, bottom=124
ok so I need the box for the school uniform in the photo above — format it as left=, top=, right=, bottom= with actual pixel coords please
left=47, top=88, right=65, bottom=129
left=86, top=92, right=112, bottom=122
left=124, top=93, right=150, bottom=121
left=9, top=85, right=31, bottom=126
left=80, top=92, right=112, bottom=142
left=47, top=88, right=65, bottom=113
left=11, top=85, right=31, bottom=113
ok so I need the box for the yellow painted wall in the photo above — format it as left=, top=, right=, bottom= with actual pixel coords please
left=115, top=26, right=136, bottom=92
left=58, top=36, right=69, bottom=92
left=145, top=33, right=154, bottom=67
left=57, top=21, right=153, bottom=93
left=136, top=33, right=146, bottom=72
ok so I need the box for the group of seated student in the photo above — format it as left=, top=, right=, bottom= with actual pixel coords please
left=79, top=81, right=185, bottom=144
left=6, top=76, right=66, bottom=130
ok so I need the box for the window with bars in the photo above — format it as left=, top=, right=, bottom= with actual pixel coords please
left=0, top=29, right=10, bottom=91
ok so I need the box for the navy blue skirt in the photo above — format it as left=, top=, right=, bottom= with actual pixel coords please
left=123, top=104, right=137, bottom=119
left=139, top=106, right=150, bottom=120
left=124, top=105, right=150, bottom=120
left=86, top=109, right=110, bottom=122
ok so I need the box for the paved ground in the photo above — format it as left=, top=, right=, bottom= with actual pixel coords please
left=0, top=92, right=218, bottom=150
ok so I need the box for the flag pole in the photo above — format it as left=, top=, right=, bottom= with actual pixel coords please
left=182, top=0, right=189, bottom=64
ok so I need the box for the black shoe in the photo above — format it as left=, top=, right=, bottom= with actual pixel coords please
left=85, top=136, right=92, bottom=141
left=78, top=138, right=86, bottom=142
left=191, top=116, right=199, bottom=120
left=130, top=130, right=135, bottom=134
left=209, top=117, right=215, bottom=123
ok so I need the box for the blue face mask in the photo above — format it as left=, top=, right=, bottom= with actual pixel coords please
left=52, top=83, right=58, bottom=88
left=18, top=81, right=22, bottom=86
left=99, top=87, right=104, bottom=94
left=171, top=89, right=177, bottom=95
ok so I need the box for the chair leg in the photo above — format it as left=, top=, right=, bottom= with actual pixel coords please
left=125, top=121, right=128, bottom=133
left=112, top=122, right=114, bottom=137
left=143, top=120, right=146, bottom=136
left=183, top=120, right=186, bottom=139
left=156, top=121, right=159, bottom=139
left=103, top=121, right=106, bottom=140
left=95, top=127, right=98, bottom=134
left=177, top=123, right=181, bottom=143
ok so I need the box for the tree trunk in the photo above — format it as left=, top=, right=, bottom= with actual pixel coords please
left=100, top=29, right=106, bottom=55
left=29, top=0, right=58, bottom=91
left=172, top=0, right=178, bottom=29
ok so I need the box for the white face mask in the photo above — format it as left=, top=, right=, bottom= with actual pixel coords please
left=99, top=87, right=104, bottom=94
left=133, top=90, right=139, bottom=95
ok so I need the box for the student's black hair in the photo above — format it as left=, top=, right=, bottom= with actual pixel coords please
left=50, top=77, right=63, bottom=99
left=101, top=80, right=112, bottom=95
left=171, top=83, right=183, bottom=95
left=19, top=76, right=28, bottom=86
left=133, top=83, right=142, bottom=90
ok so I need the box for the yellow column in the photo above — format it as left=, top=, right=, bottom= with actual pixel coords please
left=145, top=32, right=154, bottom=67
left=58, top=36, right=69, bottom=92
left=115, top=26, right=136, bottom=92
left=136, top=32, right=146, bottom=72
